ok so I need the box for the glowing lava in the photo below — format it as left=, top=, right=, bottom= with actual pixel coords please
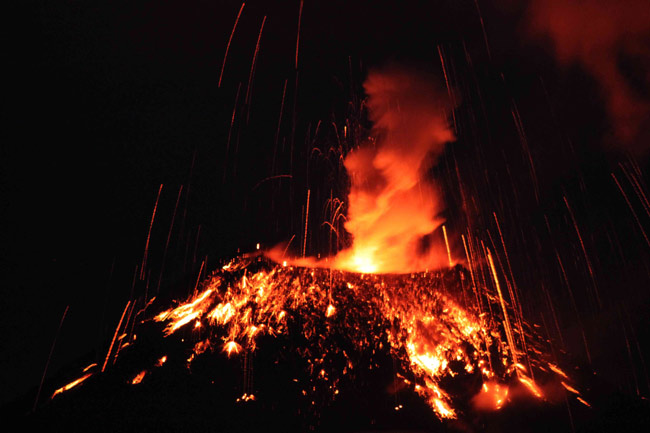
left=148, top=256, right=581, bottom=419
left=332, top=68, right=455, bottom=274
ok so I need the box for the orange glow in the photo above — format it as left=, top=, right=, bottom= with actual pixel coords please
left=58, top=64, right=586, bottom=426
left=330, top=68, right=455, bottom=274
left=237, top=393, right=256, bottom=402
left=155, top=287, right=217, bottom=335
left=151, top=259, right=528, bottom=419
left=224, top=341, right=241, bottom=356
left=432, top=396, right=456, bottom=419
left=82, top=363, right=97, bottom=373
left=131, top=370, right=147, bottom=385
left=548, top=363, right=569, bottom=379
left=151, top=242, right=565, bottom=419
left=473, top=381, right=509, bottom=411
left=518, top=375, right=543, bottom=398
left=193, top=339, right=211, bottom=355
left=268, top=70, right=456, bottom=275
left=561, top=381, right=581, bottom=395
left=51, top=373, right=93, bottom=398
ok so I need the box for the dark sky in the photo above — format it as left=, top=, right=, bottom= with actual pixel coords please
left=2, top=0, right=650, bottom=413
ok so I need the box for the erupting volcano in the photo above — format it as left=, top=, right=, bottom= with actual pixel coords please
left=9, top=1, right=650, bottom=432
left=43, top=68, right=587, bottom=426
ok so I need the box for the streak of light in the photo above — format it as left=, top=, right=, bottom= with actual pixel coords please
left=141, top=184, right=163, bottom=280
left=443, top=225, right=453, bottom=267
left=51, top=373, right=93, bottom=399
left=245, top=16, right=267, bottom=106
left=473, top=0, right=492, bottom=60
left=549, top=363, right=569, bottom=379
left=218, top=3, right=245, bottom=88
left=131, top=370, right=147, bottom=385
left=612, top=172, right=650, bottom=247
left=555, top=251, right=592, bottom=364
left=295, top=0, right=303, bottom=70
left=487, top=250, right=519, bottom=366
left=82, top=363, right=97, bottom=373
left=225, top=82, right=242, bottom=157
left=303, top=189, right=310, bottom=257
left=34, top=305, right=69, bottom=410
left=561, top=381, right=581, bottom=395
left=102, top=300, right=131, bottom=372
left=563, top=196, right=601, bottom=307
left=437, top=45, right=457, bottom=133
left=518, top=375, right=542, bottom=398
left=157, top=185, right=183, bottom=295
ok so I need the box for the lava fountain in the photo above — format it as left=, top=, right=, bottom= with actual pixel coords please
left=332, top=67, right=455, bottom=273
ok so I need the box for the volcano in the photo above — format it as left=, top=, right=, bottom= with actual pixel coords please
left=15, top=254, right=626, bottom=432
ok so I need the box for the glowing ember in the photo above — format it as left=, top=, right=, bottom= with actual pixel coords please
left=224, top=341, right=242, bottom=356
left=237, top=393, right=256, bottom=402
left=82, top=363, right=97, bottom=373
left=548, top=363, right=569, bottom=379
left=518, top=375, right=543, bottom=398
left=561, top=381, right=581, bottom=395
left=473, top=382, right=509, bottom=411
left=156, top=287, right=217, bottom=335
left=131, top=370, right=147, bottom=385
left=148, top=256, right=573, bottom=419
left=51, top=373, right=93, bottom=399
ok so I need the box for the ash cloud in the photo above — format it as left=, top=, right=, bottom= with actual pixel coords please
left=333, top=67, right=455, bottom=273
left=526, top=0, right=650, bottom=153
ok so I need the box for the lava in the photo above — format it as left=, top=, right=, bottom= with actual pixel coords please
left=146, top=255, right=582, bottom=419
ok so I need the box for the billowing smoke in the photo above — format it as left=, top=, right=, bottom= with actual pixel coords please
left=333, top=67, right=455, bottom=273
left=526, top=0, right=650, bottom=152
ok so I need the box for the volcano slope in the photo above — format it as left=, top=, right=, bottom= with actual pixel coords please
left=17, top=256, right=649, bottom=432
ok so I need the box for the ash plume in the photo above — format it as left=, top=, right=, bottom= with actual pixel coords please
left=333, top=67, right=456, bottom=273
left=526, top=0, right=650, bottom=153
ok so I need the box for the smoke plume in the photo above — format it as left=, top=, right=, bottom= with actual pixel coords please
left=526, top=0, right=650, bottom=153
left=333, top=67, right=455, bottom=273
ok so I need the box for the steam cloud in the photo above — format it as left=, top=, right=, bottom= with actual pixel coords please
left=333, top=67, right=455, bottom=273
left=526, top=0, right=650, bottom=152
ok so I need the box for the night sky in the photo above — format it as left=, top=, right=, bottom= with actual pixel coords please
left=3, top=0, right=650, bottom=427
